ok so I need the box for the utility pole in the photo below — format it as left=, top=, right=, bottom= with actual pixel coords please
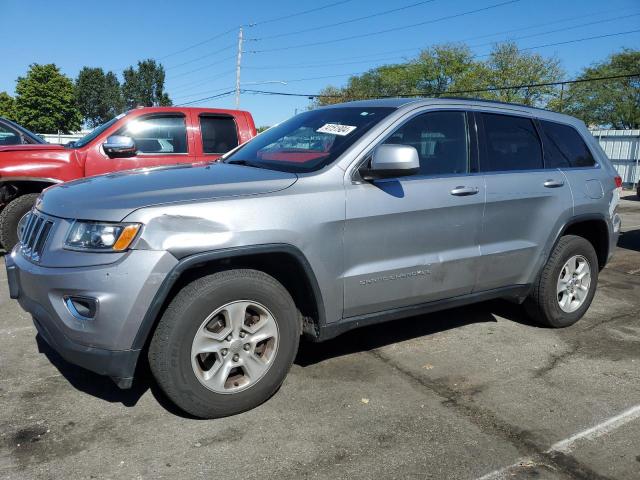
left=235, top=27, right=243, bottom=110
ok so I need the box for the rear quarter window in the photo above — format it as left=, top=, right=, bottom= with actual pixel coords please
left=539, top=120, right=596, bottom=168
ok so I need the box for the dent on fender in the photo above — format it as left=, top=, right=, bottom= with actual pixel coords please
left=138, top=214, right=233, bottom=252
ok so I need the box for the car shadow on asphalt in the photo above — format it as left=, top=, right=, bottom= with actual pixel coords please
left=621, top=193, right=639, bottom=202
left=618, top=228, right=640, bottom=253
left=34, top=334, right=193, bottom=418
left=33, top=300, right=535, bottom=417
left=295, top=300, right=536, bottom=367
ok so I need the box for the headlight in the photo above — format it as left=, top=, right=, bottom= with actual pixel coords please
left=65, top=221, right=141, bottom=252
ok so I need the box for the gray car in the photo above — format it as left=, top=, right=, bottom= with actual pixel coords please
left=5, top=98, right=622, bottom=418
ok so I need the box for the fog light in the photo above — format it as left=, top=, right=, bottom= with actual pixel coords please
left=64, top=296, right=98, bottom=320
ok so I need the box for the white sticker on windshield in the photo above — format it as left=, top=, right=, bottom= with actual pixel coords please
left=316, top=123, right=357, bottom=136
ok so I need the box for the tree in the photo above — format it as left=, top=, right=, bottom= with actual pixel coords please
left=313, top=42, right=562, bottom=108
left=75, top=67, right=124, bottom=127
left=122, top=59, right=172, bottom=109
left=14, top=63, right=81, bottom=133
left=471, top=43, right=563, bottom=106
left=314, top=44, right=482, bottom=106
left=0, top=92, right=16, bottom=120
left=556, top=49, right=640, bottom=128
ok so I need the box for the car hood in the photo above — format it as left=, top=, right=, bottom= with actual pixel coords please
left=0, top=144, right=64, bottom=153
left=38, top=163, right=298, bottom=221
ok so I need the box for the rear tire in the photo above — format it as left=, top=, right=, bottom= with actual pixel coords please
left=525, top=235, right=598, bottom=328
left=148, top=269, right=300, bottom=419
left=0, top=193, right=39, bottom=251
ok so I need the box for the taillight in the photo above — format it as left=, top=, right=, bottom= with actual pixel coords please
left=614, top=176, right=622, bottom=189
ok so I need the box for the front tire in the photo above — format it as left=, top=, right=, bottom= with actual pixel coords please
left=0, top=193, right=39, bottom=251
left=525, top=235, right=599, bottom=328
left=148, top=269, right=300, bottom=419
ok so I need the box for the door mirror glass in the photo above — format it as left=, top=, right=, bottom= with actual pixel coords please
left=103, top=135, right=137, bottom=158
left=360, top=144, right=419, bottom=180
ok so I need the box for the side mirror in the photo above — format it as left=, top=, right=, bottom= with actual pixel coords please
left=103, top=135, right=137, bottom=158
left=359, top=144, right=420, bottom=181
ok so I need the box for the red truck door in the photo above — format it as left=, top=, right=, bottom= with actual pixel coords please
left=84, top=112, right=196, bottom=176
left=191, top=111, right=244, bottom=163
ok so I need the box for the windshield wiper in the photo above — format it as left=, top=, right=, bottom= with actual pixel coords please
left=225, top=159, right=267, bottom=169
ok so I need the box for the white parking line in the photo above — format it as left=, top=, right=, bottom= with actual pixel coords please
left=547, top=404, right=640, bottom=453
left=475, top=404, right=640, bottom=479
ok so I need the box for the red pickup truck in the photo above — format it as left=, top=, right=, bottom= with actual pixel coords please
left=0, top=107, right=256, bottom=249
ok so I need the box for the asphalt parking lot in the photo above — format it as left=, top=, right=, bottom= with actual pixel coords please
left=1, top=194, right=639, bottom=480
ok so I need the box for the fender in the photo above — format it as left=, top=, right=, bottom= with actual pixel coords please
left=535, top=212, right=610, bottom=280
left=0, top=176, right=64, bottom=185
left=0, top=147, right=84, bottom=184
left=131, top=243, right=326, bottom=350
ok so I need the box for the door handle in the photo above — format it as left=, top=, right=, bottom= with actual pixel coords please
left=450, top=186, right=479, bottom=196
left=544, top=179, right=565, bottom=188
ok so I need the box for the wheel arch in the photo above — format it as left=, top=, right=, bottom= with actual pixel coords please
left=555, top=214, right=610, bottom=270
left=0, top=177, right=62, bottom=205
left=132, top=244, right=326, bottom=351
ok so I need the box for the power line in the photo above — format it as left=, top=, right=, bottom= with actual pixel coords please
left=159, top=27, right=238, bottom=61
left=241, top=28, right=640, bottom=87
left=251, top=0, right=522, bottom=53
left=244, top=8, right=635, bottom=70
left=165, top=43, right=237, bottom=71
left=155, top=0, right=356, bottom=65
left=241, top=9, right=640, bottom=72
left=168, top=62, right=236, bottom=81
left=254, top=0, right=438, bottom=41
left=172, top=85, right=237, bottom=102
left=240, top=72, right=640, bottom=99
left=513, top=28, right=640, bottom=54
left=469, top=12, right=640, bottom=49
left=176, top=90, right=236, bottom=106
left=246, top=0, right=357, bottom=27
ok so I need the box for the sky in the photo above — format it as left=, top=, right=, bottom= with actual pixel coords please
left=1, top=0, right=639, bottom=127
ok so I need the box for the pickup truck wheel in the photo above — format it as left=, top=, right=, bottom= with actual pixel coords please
left=0, top=193, right=39, bottom=251
left=148, top=269, right=300, bottom=419
left=525, top=235, right=598, bottom=328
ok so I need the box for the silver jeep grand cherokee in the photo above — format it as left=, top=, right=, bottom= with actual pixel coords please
left=6, top=98, right=622, bottom=418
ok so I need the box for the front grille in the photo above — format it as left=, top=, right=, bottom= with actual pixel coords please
left=20, top=211, right=54, bottom=262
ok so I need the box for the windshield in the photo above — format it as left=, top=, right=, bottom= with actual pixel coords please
left=68, top=113, right=125, bottom=148
left=224, top=107, right=394, bottom=172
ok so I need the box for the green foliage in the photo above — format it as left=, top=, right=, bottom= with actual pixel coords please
left=256, top=125, right=271, bottom=133
left=122, top=59, right=172, bottom=109
left=75, top=67, right=124, bottom=127
left=314, top=42, right=563, bottom=108
left=0, top=92, right=16, bottom=120
left=554, top=49, right=640, bottom=129
left=469, top=43, right=563, bottom=106
left=14, top=64, right=82, bottom=133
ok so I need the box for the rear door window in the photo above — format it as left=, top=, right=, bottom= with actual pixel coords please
left=200, top=115, right=239, bottom=154
left=120, top=115, right=188, bottom=154
left=539, top=120, right=596, bottom=168
left=383, top=111, right=470, bottom=176
left=479, top=113, right=543, bottom=172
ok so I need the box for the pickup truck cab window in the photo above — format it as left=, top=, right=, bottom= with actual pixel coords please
left=200, top=115, right=239, bottom=154
left=119, top=115, right=188, bottom=154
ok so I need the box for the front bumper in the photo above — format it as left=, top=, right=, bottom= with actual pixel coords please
left=5, top=248, right=177, bottom=387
